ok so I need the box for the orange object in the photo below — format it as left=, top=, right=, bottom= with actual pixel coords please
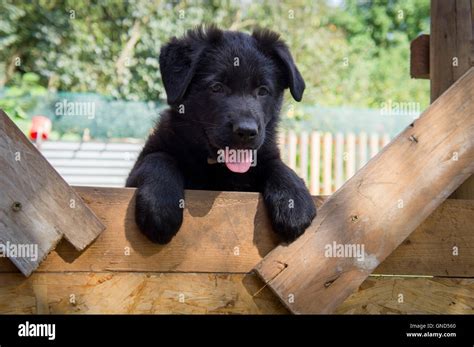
left=29, top=116, right=52, bottom=141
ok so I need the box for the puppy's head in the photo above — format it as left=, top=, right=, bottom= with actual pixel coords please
left=159, top=25, right=305, bottom=173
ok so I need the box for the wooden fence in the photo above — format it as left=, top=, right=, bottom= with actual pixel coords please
left=279, top=131, right=391, bottom=195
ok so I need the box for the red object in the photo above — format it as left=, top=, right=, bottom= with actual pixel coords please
left=29, top=116, right=52, bottom=141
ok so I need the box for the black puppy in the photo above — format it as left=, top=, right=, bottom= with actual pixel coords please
left=126, top=25, right=316, bottom=244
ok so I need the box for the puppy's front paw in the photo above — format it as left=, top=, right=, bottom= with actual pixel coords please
left=134, top=186, right=184, bottom=244
left=264, top=187, right=316, bottom=243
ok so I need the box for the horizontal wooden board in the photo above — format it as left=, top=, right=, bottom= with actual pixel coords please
left=0, top=273, right=472, bottom=314
left=374, top=199, right=474, bottom=276
left=0, top=187, right=472, bottom=276
left=0, top=272, right=286, bottom=314
left=336, top=276, right=474, bottom=314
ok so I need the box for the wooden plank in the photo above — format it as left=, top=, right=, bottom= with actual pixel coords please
left=431, top=0, right=473, bottom=101
left=431, top=0, right=474, bottom=199
left=299, top=132, right=309, bottom=184
left=369, top=133, right=379, bottom=159
left=381, top=133, right=390, bottom=148
left=0, top=187, right=472, bottom=277
left=322, top=133, right=332, bottom=194
left=278, top=130, right=286, bottom=163
left=373, top=199, right=474, bottom=276
left=410, top=34, right=430, bottom=79
left=346, top=132, right=356, bottom=179
left=0, top=111, right=104, bottom=276
left=334, top=133, right=344, bottom=190
left=357, top=132, right=368, bottom=169
left=336, top=276, right=474, bottom=314
left=0, top=272, right=287, bottom=314
left=254, top=68, right=474, bottom=314
left=0, top=187, right=324, bottom=274
left=288, top=130, right=297, bottom=170
left=0, top=273, right=472, bottom=314
left=310, top=132, right=320, bottom=195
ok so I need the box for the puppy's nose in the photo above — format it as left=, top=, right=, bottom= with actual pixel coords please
left=233, top=120, right=258, bottom=142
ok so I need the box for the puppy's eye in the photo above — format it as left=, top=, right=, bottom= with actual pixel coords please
left=257, top=86, right=270, bottom=96
left=210, top=83, right=224, bottom=93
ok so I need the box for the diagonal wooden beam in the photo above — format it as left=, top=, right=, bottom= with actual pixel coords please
left=0, top=110, right=105, bottom=276
left=254, top=68, right=474, bottom=314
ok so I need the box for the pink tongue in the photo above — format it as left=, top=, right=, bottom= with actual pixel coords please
left=224, top=149, right=253, bottom=173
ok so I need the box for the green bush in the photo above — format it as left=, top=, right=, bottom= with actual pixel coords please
left=0, top=0, right=430, bottom=109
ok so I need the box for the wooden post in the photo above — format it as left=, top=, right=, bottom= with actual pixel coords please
left=255, top=68, right=474, bottom=313
left=431, top=0, right=474, bottom=199
left=410, top=34, right=430, bottom=79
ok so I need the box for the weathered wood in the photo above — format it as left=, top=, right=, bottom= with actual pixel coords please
left=0, top=187, right=472, bottom=277
left=410, top=34, right=430, bottom=79
left=0, top=111, right=104, bottom=276
left=431, top=0, right=474, bottom=199
left=336, top=276, right=474, bottom=314
left=0, top=187, right=324, bottom=274
left=254, top=68, right=474, bottom=314
left=374, top=199, right=474, bottom=277
left=0, top=272, right=286, bottom=314
left=0, top=273, right=472, bottom=314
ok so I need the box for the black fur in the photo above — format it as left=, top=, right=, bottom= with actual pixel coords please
left=126, top=25, right=316, bottom=244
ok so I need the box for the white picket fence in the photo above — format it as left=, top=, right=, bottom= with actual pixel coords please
left=279, top=131, right=391, bottom=195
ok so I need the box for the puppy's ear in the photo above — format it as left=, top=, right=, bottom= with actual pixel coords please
left=252, top=28, right=305, bottom=102
left=159, top=38, right=204, bottom=105
left=159, top=25, right=223, bottom=105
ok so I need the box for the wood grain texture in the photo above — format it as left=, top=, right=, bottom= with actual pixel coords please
left=430, top=0, right=473, bottom=101
left=0, top=187, right=472, bottom=276
left=0, top=187, right=324, bottom=274
left=336, top=276, right=474, bottom=314
left=430, top=0, right=474, bottom=199
left=0, top=273, right=472, bottom=314
left=0, top=111, right=105, bottom=276
left=410, top=34, right=430, bottom=79
left=255, top=68, right=474, bottom=314
left=0, top=272, right=287, bottom=314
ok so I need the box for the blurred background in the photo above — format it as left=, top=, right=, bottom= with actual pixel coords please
left=0, top=0, right=430, bottom=193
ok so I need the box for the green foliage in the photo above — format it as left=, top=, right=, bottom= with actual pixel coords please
left=0, top=72, right=47, bottom=119
left=327, top=0, right=431, bottom=108
left=0, top=0, right=431, bottom=115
